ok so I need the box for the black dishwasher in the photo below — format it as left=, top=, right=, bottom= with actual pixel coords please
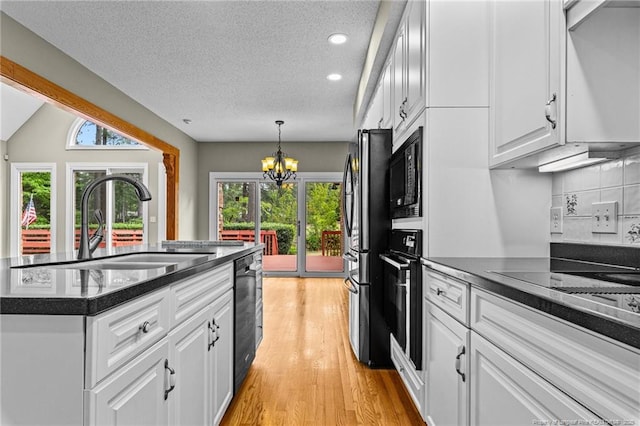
left=234, top=253, right=258, bottom=393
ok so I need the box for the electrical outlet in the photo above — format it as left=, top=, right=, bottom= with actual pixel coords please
left=592, top=201, right=618, bottom=234
left=550, top=207, right=563, bottom=234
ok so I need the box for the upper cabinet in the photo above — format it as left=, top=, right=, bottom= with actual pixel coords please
left=489, top=0, right=565, bottom=168
left=565, top=3, right=640, bottom=143
left=392, top=0, right=427, bottom=138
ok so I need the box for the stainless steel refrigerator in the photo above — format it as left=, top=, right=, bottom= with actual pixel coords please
left=342, top=128, right=392, bottom=368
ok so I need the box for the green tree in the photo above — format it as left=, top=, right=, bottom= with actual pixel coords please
left=305, top=183, right=341, bottom=251
left=21, top=172, right=51, bottom=226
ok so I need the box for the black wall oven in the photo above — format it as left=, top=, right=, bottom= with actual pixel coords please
left=380, top=229, right=423, bottom=369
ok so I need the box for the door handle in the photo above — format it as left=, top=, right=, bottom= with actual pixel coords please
left=164, top=359, right=176, bottom=399
left=545, top=93, right=557, bottom=129
left=378, top=254, right=410, bottom=270
left=343, top=278, right=359, bottom=294
left=342, top=252, right=358, bottom=262
left=455, top=345, right=466, bottom=382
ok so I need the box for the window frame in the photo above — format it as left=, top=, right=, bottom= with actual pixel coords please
left=65, top=162, right=149, bottom=253
left=66, top=117, right=149, bottom=151
left=10, top=163, right=57, bottom=257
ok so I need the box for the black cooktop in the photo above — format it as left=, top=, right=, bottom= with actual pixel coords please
left=490, top=258, right=640, bottom=314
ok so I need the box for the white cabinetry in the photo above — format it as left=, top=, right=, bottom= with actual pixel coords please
left=424, top=299, right=469, bottom=426
left=470, top=331, right=595, bottom=425
left=210, top=290, right=234, bottom=426
left=566, top=5, right=640, bottom=143
left=255, top=254, right=263, bottom=349
left=392, top=0, right=426, bottom=138
left=86, top=339, right=170, bottom=426
left=489, top=0, right=565, bottom=167
left=423, top=267, right=470, bottom=426
left=390, top=334, right=424, bottom=415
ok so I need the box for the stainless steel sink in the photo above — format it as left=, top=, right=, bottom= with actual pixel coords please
left=12, top=253, right=208, bottom=270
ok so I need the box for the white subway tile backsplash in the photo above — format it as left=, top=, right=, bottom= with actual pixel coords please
left=622, top=216, right=640, bottom=245
left=564, top=164, right=601, bottom=192
left=551, top=148, right=640, bottom=247
left=600, top=159, right=623, bottom=188
left=624, top=154, right=640, bottom=185
left=623, top=184, right=640, bottom=215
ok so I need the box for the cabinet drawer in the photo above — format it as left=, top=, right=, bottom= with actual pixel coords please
left=171, top=263, right=233, bottom=327
left=390, top=334, right=424, bottom=414
left=424, top=268, right=469, bottom=325
left=471, top=288, right=640, bottom=422
left=85, top=288, right=171, bottom=388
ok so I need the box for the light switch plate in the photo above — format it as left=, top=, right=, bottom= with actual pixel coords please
left=591, top=201, right=618, bottom=234
left=550, top=207, right=563, bottom=234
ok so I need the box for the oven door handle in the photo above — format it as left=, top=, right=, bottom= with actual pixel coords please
left=379, top=254, right=410, bottom=271
left=343, top=277, right=359, bottom=294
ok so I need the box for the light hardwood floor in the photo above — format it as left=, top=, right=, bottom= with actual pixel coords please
left=221, top=277, right=425, bottom=426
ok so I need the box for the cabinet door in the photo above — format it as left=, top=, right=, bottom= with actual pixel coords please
left=168, top=304, right=212, bottom=426
left=424, top=301, right=470, bottom=426
left=489, top=0, right=563, bottom=167
left=403, top=0, right=426, bottom=123
left=381, top=60, right=393, bottom=129
left=210, top=290, right=234, bottom=426
left=470, top=332, right=598, bottom=425
left=86, top=339, right=170, bottom=426
left=392, top=25, right=406, bottom=135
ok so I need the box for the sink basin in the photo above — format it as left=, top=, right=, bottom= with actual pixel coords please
left=12, top=253, right=209, bottom=270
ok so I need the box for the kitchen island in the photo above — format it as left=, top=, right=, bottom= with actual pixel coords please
left=0, top=242, right=263, bottom=426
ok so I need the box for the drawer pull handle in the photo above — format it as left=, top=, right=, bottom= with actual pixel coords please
left=164, top=359, right=176, bottom=400
left=436, top=288, right=445, bottom=296
left=455, top=345, right=466, bottom=382
left=139, top=321, right=151, bottom=333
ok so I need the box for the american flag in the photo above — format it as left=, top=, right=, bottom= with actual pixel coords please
left=21, top=195, right=37, bottom=228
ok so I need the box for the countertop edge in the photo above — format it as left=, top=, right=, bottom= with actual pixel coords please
left=1, top=245, right=262, bottom=316
left=421, top=257, right=640, bottom=351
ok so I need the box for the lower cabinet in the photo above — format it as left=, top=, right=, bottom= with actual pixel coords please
left=424, top=300, right=469, bottom=426
left=86, top=273, right=235, bottom=426
left=86, top=339, right=170, bottom=426
left=470, top=331, right=595, bottom=425
left=390, top=334, right=424, bottom=415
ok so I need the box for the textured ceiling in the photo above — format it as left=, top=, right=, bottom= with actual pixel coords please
left=1, top=0, right=395, bottom=143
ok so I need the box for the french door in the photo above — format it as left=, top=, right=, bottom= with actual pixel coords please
left=210, top=173, right=344, bottom=276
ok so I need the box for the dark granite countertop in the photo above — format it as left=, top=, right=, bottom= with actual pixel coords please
left=1, top=242, right=263, bottom=316
left=421, top=257, right=640, bottom=350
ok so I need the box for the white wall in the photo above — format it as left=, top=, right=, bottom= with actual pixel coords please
left=0, top=12, right=199, bottom=240
left=6, top=103, right=164, bottom=252
left=196, top=141, right=348, bottom=239
left=0, top=139, right=7, bottom=257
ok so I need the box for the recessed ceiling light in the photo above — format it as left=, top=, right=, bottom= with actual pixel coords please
left=328, top=33, right=348, bottom=45
left=326, top=73, right=342, bottom=81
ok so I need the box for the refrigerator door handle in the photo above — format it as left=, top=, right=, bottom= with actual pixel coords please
left=343, top=252, right=358, bottom=262
left=360, top=131, right=370, bottom=251
left=343, top=277, right=359, bottom=294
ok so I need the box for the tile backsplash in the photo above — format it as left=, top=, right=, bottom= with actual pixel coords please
left=551, top=146, right=640, bottom=246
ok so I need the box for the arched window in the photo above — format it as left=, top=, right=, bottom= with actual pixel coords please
left=67, top=118, right=147, bottom=149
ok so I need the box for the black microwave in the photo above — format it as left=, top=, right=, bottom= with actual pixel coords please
left=390, top=127, right=422, bottom=219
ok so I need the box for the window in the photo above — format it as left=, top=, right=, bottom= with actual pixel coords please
left=66, top=164, right=149, bottom=253
left=10, top=163, right=57, bottom=256
left=67, top=118, right=147, bottom=149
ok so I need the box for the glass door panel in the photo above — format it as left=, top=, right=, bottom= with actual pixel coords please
left=73, top=170, right=107, bottom=249
left=19, top=171, right=53, bottom=255
left=304, top=182, right=344, bottom=273
left=216, top=181, right=258, bottom=241
left=112, top=172, right=145, bottom=248
left=260, top=182, right=297, bottom=272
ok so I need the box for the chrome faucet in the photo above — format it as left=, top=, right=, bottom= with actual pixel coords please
left=77, top=174, right=152, bottom=260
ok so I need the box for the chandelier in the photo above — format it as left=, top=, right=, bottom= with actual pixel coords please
left=261, top=120, right=298, bottom=186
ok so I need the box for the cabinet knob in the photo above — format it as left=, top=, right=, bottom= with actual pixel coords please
left=436, top=288, right=445, bottom=297
left=139, top=321, right=151, bottom=333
